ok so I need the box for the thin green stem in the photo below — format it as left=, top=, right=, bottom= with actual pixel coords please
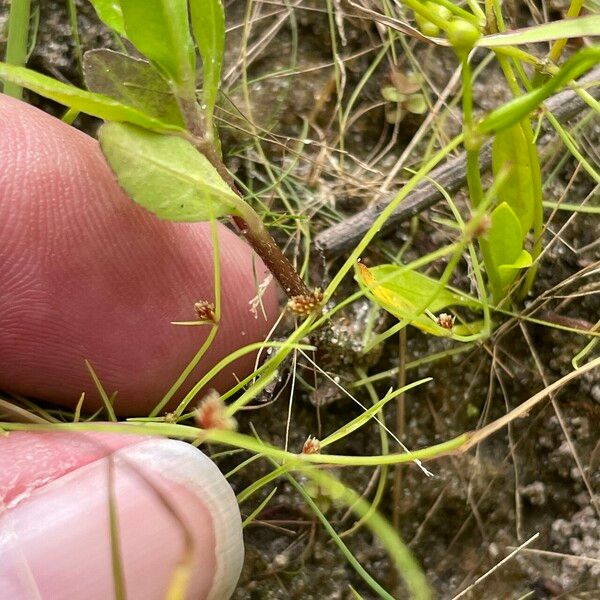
left=149, top=219, right=222, bottom=417
left=66, top=0, right=83, bottom=79
left=3, top=0, right=31, bottom=98
left=323, top=134, right=464, bottom=303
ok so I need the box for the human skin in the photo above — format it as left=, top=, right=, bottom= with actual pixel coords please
left=0, top=94, right=280, bottom=598
left=0, top=431, right=244, bottom=599
left=0, top=93, right=279, bottom=415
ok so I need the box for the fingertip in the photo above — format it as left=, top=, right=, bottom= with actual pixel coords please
left=0, top=94, right=281, bottom=414
left=0, top=432, right=243, bottom=599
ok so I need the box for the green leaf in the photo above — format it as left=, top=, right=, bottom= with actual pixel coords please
left=189, top=0, right=225, bottom=129
left=362, top=264, right=480, bottom=312
left=119, top=0, right=196, bottom=90
left=83, top=49, right=184, bottom=127
left=98, top=122, right=241, bottom=222
left=320, top=378, right=431, bottom=449
left=498, top=249, right=532, bottom=273
left=0, top=62, right=181, bottom=132
left=487, top=202, right=531, bottom=290
left=87, top=0, right=125, bottom=36
left=492, top=122, right=537, bottom=234
left=355, top=263, right=481, bottom=338
left=405, top=93, right=428, bottom=114
left=477, top=15, right=600, bottom=48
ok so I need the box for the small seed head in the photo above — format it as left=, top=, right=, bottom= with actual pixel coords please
left=288, top=288, right=324, bottom=317
left=302, top=435, right=321, bottom=455
left=194, top=300, right=217, bottom=323
left=437, top=313, right=455, bottom=329
left=164, top=412, right=177, bottom=424
left=195, top=389, right=236, bottom=431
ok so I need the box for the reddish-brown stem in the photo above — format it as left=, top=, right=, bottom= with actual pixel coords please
left=178, top=95, right=310, bottom=300
left=231, top=215, right=311, bottom=298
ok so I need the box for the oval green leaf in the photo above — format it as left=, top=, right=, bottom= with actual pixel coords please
left=119, top=0, right=196, bottom=91
left=83, top=49, right=184, bottom=127
left=98, top=122, right=241, bottom=221
left=0, top=62, right=181, bottom=132
left=492, top=122, right=537, bottom=234
left=487, top=202, right=533, bottom=291
left=87, top=0, right=125, bottom=36
left=355, top=263, right=481, bottom=338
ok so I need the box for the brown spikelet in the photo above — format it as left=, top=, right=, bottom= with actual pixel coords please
left=302, top=435, right=321, bottom=455
left=288, top=288, right=324, bottom=317
left=473, top=214, right=491, bottom=238
left=436, top=313, right=456, bottom=330
left=194, top=300, right=217, bottom=323
left=195, top=389, right=236, bottom=431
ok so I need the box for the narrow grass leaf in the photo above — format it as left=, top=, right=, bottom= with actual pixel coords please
left=87, top=0, right=125, bottom=36
left=189, top=0, right=225, bottom=128
left=0, top=62, right=181, bottom=131
left=107, top=459, right=127, bottom=600
left=477, top=47, right=600, bottom=136
left=477, top=15, right=600, bottom=48
left=85, top=360, right=117, bottom=421
left=83, top=49, right=184, bottom=127
left=349, top=587, right=366, bottom=599
left=291, top=467, right=431, bottom=600
left=242, top=487, right=278, bottom=528
left=98, top=122, right=241, bottom=221
left=320, top=378, right=431, bottom=449
left=3, top=0, right=32, bottom=99
left=237, top=465, right=288, bottom=504
left=119, top=0, right=195, bottom=91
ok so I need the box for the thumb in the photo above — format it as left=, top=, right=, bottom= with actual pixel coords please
left=0, top=94, right=279, bottom=415
left=0, top=430, right=243, bottom=599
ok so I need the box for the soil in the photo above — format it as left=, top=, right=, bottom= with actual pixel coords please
left=2, top=1, right=599, bottom=598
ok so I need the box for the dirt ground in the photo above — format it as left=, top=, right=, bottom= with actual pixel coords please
left=2, top=1, right=599, bottom=598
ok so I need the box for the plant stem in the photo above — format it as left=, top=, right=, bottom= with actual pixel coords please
left=461, top=56, right=503, bottom=302
left=3, top=0, right=31, bottom=99
left=177, top=94, right=311, bottom=300
left=231, top=213, right=311, bottom=298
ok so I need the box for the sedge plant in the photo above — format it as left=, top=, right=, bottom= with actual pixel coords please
left=2, top=1, right=600, bottom=598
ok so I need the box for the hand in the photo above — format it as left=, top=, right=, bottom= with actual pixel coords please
left=0, top=93, right=278, bottom=415
left=0, top=94, right=279, bottom=598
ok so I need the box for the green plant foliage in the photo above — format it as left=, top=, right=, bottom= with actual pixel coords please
left=98, top=122, right=241, bottom=221
left=189, top=0, right=225, bottom=130
left=0, top=62, right=181, bottom=132
left=320, top=378, right=430, bottom=449
left=492, top=122, right=538, bottom=235
left=489, top=120, right=543, bottom=302
left=87, top=0, right=125, bottom=36
left=83, top=49, right=185, bottom=127
left=355, top=263, right=481, bottom=338
left=477, top=46, right=600, bottom=136
left=119, top=0, right=196, bottom=91
left=486, top=202, right=532, bottom=295
left=477, top=14, right=600, bottom=47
